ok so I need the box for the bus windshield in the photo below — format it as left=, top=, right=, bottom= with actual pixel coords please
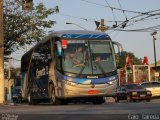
left=62, top=40, right=116, bottom=75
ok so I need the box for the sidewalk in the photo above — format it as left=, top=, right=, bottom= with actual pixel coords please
left=0, top=100, right=15, bottom=106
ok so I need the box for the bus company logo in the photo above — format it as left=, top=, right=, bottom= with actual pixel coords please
left=87, top=76, right=98, bottom=78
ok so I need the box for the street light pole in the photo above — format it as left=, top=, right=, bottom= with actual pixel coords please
left=150, top=31, right=157, bottom=71
left=66, top=22, right=87, bottom=30
left=0, top=0, right=5, bottom=104
left=153, top=35, right=157, bottom=69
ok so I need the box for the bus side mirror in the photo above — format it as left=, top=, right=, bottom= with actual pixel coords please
left=113, top=41, right=123, bottom=57
left=56, top=41, right=62, bottom=57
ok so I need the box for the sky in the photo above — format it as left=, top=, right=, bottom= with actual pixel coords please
left=12, top=0, right=160, bottom=68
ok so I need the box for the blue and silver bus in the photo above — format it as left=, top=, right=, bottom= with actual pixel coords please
left=21, top=30, right=122, bottom=105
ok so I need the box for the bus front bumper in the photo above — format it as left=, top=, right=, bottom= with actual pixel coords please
left=59, top=80, right=117, bottom=98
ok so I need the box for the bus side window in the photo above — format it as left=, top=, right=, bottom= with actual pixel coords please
left=55, top=39, right=62, bottom=71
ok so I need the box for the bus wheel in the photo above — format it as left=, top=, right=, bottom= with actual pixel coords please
left=50, top=86, right=56, bottom=104
left=115, top=97, right=119, bottom=103
left=28, top=93, right=37, bottom=105
left=50, top=85, right=61, bottom=105
left=61, top=99, right=68, bottom=105
left=146, top=99, right=150, bottom=102
left=127, top=95, right=132, bottom=102
left=133, top=100, right=137, bottom=102
left=50, top=85, right=63, bottom=105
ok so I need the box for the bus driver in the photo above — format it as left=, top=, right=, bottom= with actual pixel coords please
left=73, top=47, right=85, bottom=66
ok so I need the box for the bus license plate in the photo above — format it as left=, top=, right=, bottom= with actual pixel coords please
left=140, top=94, right=145, bottom=97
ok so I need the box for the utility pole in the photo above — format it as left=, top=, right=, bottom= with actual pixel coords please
left=153, top=34, right=157, bottom=69
left=150, top=31, right=159, bottom=80
left=96, top=19, right=110, bottom=32
left=150, top=32, right=157, bottom=69
left=0, top=0, right=4, bottom=104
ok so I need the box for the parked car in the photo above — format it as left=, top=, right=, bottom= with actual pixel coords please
left=12, top=86, right=22, bottom=103
left=115, top=84, right=152, bottom=102
left=140, top=81, right=160, bottom=97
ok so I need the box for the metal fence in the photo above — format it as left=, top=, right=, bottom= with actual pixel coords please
left=118, top=65, right=160, bottom=85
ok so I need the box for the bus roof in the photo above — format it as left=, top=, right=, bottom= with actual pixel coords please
left=43, top=30, right=111, bottom=41
left=22, top=30, right=111, bottom=58
left=52, top=30, right=110, bottom=39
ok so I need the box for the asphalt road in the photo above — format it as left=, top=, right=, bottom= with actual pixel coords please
left=0, top=98, right=160, bottom=120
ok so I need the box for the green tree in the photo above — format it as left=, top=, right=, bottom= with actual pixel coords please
left=10, top=67, right=21, bottom=86
left=116, top=51, right=142, bottom=68
left=3, top=0, right=59, bottom=55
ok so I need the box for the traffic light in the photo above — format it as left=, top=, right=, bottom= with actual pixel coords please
left=22, top=0, right=33, bottom=11
left=95, top=21, right=100, bottom=29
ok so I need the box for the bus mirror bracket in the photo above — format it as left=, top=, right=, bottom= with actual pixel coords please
left=113, top=41, right=123, bottom=56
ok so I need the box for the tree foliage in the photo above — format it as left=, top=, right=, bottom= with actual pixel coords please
left=3, top=0, right=58, bottom=55
left=116, top=51, right=142, bottom=68
left=10, top=68, right=21, bottom=86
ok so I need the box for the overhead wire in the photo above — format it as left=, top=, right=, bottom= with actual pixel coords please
left=114, top=10, right=160, bottom=29
left=81, top=0, right=159, bottom=15
left=112, top=24, right=160, bottom=32
left=126, top=20, right=157, bottom=29
left=58, top=13, right=92, bottom=22
left=117, top=0, right=128, bottom=22
left=81, top=0, right=160, bottom=30
left=129, top=10, right=160, bottom=21
left=58, top=13, right=126, bottom=23
left=57, top=8, right=160, bottom=25
left=120, top=10, right=160, bottom=29
left=126, top=15, right=160, bottom=28
left=58, top=11, right=160, bottom=25
left=58, top=11, right=160, bottom=32
left=117, top=0, right=127, bottom=18
left=56, top=1, right=160, bottom=33
left=104, top=0, right=117, bottom=27
left=116, top=0, right=128, bottom=28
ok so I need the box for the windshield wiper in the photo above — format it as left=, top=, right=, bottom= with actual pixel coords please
left=79, top=42, right=106, bottom=76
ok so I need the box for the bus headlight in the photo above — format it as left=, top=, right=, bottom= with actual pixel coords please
left=64, top=80, right=77, bottom=86
left=132, top=92, right=137, bottom=95
left=108, top=79, right=117, bottom=85
left=108, top=81, right=113, bottom=85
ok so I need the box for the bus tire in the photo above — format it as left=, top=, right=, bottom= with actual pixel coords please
left=127, top=95, right=132, bottom=102
left=28, top=92, right=37, bottom=105
left=50, top=85, right=55, bottom=104
left=133, top=99, right=137, bottom=102
left=61, top=99, right=68, bottom=105
left=50, top=85, right=61, bottom=105
left=146, top=99, right=150, bottom=102
left=115, top=97, right=119, bottom=103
